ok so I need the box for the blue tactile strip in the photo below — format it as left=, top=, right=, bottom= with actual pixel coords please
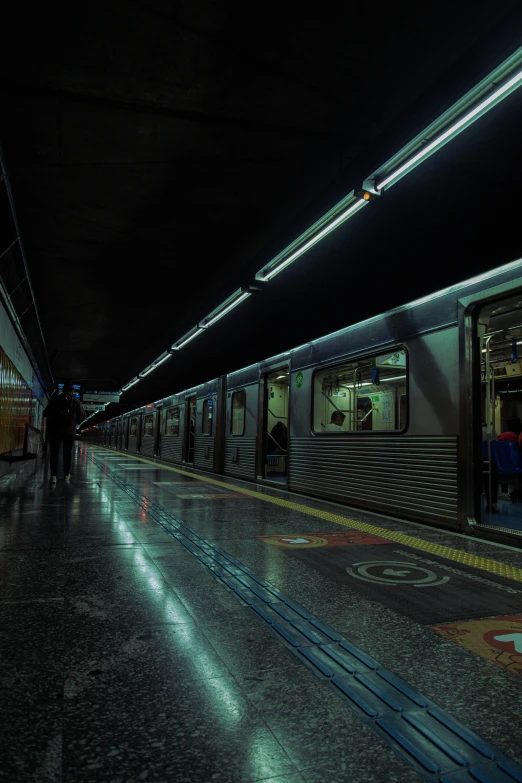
left=91, top=452, right=522, bottom=783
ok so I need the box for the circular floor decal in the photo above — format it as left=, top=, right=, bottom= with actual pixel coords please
left=262, top=535, right=328, bottom=548
left=346, top=560, right=449, bottom=587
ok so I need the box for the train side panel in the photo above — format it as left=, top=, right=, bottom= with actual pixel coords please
left=289, top=326, right=460, bottom=529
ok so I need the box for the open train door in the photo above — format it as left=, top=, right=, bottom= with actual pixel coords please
left=475, top=293, right=522, bottom=541
left=259, top=367, right=289, bottom=485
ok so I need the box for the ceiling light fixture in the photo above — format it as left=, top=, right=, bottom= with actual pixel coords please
left=200, top=289, right=252, bottom=328
left=376, top=67, right=522, bottom=191
left=139, top=351, right=173, bottom=377
left=121, top=377, right=141, bottom=392
left=172, top=326, right=206, bottom=351
left=255, top=46, right=522, bottom=282
left=256, top=199, right=367, bottom=282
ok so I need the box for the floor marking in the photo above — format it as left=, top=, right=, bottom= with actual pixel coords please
left=87, top=448, right=522, bottom=583
left=90, top=451, right=522, bottom=782
left=432, top=615, right=522, bottom=677
left=260, top=531, right=390, bottom=548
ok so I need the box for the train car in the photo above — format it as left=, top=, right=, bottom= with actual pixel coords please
left=158, top=394, right=183, bottom=464
left=139, top=405, right=156, bottom=458
left=223, top=364, right=260, bottom=482
left=126, top=410, right=141, bottom=454
left=83, top=259, right=522, bottom=546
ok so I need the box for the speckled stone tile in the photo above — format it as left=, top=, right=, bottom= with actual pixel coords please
left=300, top=754, right=421, bottom=783
left=64, top=672, right=296, bottom=783
left=64, top=562, right=175, bottom=596
left=64, top=532, right=139, bottom=548
left=65, top=588, right=195, bottom=629
left=201, top=617, right=306, bottom=678
left=0, top=533, right=65, bottom=550
left=63, top=543, right=154, bottom=564
left=0, top=548, right=65, bottom=566
left=238, top=666, right=416, bottom=775
left=175, top=586, right=250, bottom=625
left=63, top=746, right=299, bottom=783
left=0, top=599, right=64, bottom=781
left=63, top=521, right=131, bottom=535
left=116, top=526, right=177, bottom=544
left=0, top=702, right=62, bottom=783
left=140, top=540, right=189, bottom=558
left=152, top=555, right=217, bottom=586
left=64, top=623, right=232, bottom=698
left=0, top=561, right=65, bottom=600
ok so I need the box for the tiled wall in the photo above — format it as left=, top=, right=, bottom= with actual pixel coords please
left=0, top=345, right=32, bottom=456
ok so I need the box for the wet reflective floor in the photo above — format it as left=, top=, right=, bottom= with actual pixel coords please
left=1, top=445, right=522, bottom=782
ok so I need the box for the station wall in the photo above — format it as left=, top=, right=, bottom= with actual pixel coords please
left=0, top=297, right=45, bottom=478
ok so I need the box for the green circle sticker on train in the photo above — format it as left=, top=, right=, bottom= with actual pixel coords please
left=296, top=372, right=303, bottom=388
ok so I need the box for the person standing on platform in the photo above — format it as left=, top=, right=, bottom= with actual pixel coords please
left=43, top=382, right=85, bottom=484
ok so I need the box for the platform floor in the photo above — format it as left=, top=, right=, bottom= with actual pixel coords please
left=1, top=444, right=522, bottom=783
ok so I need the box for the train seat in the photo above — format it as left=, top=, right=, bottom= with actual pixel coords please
left=482, top=440, right=522, bottom=475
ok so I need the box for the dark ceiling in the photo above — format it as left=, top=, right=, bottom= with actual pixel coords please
left=2, top=1, right=522, bottom=421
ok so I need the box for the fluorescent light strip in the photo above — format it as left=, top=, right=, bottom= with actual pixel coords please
left=254, top=51, right=522, bottom=283
left=140, top=353, right=172, bottom=377
left=260, top=199, right=366, bottom=281
left=121, top=377, right=141, bottom=392
left=377, top=68, right=522, bottom=191
left=140, top=366, right=157, bottom=377
left=154, top=353, right=172, bottom=367
left=172, top=327, right=205, bottom=351
left=203, top=292, right=251, bottom=327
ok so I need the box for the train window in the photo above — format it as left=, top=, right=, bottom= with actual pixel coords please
left=313, top=348, right=408, bottom=433
left=165, top=406, right=180, bottom=436
left=231, top=390, right=246, bottom=435
left=130, top=418, right=137, bottom=437
left=202, top=398, right=213, bottom=435
left=143, top=414, right=153, bottom=436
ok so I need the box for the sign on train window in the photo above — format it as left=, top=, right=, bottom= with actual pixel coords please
left=231, top=390, right=246, bottom=435
left=313, top=348, right=408, bottom=433
left=165, top=406, right=180, bottom=436
left=130, top=418, right=137, bottom=437
left=202, top=398, right=213, bottom=435
left=143, top=414, right=153, bottom=436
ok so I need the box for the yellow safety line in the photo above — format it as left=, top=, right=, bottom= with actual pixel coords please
left=90, top=446, right=522, bottom=583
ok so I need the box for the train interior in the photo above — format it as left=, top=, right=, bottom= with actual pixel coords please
left=314, top=349, right=408, bottom=433
left=264, top=369, right=289, bottom=483
left=480, top=294, right=522, bottom=535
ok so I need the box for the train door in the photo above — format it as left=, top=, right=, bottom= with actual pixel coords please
left=184, top=396, right=196, bottom=464
left=155, top=407, right=163, bottom=457
left=476, top=294, right=522, bottom=536
left=261, top=367, right=289, bottom=484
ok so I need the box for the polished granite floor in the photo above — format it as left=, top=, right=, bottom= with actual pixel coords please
left=1, top=445, right=522, bottom=782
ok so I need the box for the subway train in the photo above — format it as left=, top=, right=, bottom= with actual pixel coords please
left=82, top=258, right=522, bottom=547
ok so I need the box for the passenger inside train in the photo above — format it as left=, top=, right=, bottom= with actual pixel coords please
left=481, top=294, right=522, bottom=532
left=325, top=411, right=346, bottom=431
left=315, top=349, right=407, bottom=433
left=498, top=416, right=522, bottom=444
